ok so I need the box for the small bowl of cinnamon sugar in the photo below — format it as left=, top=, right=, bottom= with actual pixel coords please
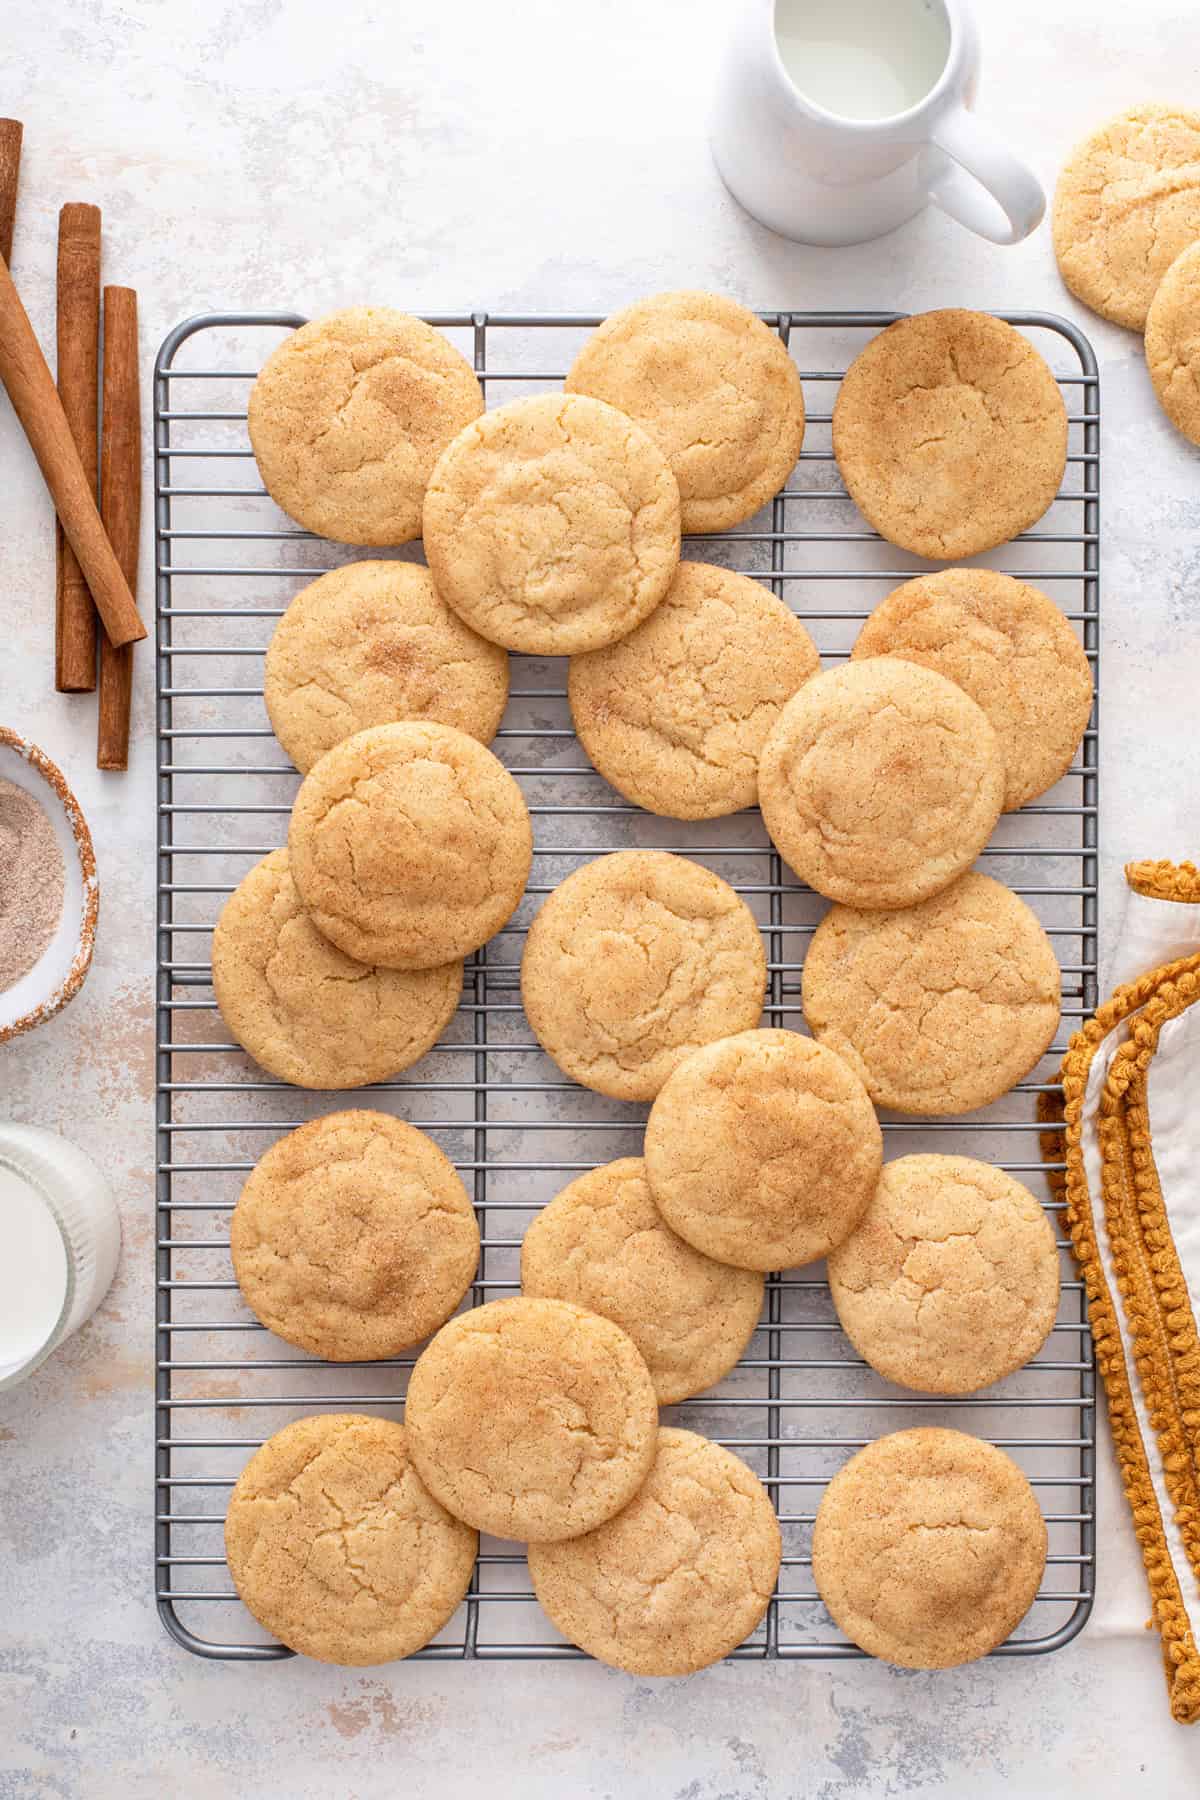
left=0, top=728, right=98, bottom=1044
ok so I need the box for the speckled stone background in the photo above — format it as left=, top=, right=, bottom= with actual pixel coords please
left=2, top=1, right=1199, bottom=1794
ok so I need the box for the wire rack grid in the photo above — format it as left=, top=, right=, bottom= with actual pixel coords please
left=155, top=308, right=1099, bottom=1663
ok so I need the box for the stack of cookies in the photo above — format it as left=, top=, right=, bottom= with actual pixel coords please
left=215, top=294, right=1084, bottom=1673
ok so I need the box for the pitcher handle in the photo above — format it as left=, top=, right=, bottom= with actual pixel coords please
left=924, top=106, right=1045, bottom=246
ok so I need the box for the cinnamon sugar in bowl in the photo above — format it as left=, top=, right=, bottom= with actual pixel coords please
left=0, top=729, right=98, bottom=1044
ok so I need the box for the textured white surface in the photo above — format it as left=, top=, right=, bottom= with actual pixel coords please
left=1, top=0, right=1199, bottom=1793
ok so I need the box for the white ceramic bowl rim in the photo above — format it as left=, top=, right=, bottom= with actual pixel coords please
left=0, top=727, right=98, bottom=1041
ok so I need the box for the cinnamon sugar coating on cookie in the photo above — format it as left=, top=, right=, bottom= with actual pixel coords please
left=405, top=1297, right=658, bottom=1543
left=288, top=721, right=532, bottom=970
left=211, top=849, right=462, bottom=1089
left=423, top=392, right=681, bottom=655
left=827, top=1154, right=1060, bottom=1394
left=521, top=1158, right=763, bottom=1403
left=758, top=660, right=1005, bottom=910
left=802, top=872, right=1061, bottom=1115
left=565, top=291, right=805, bottom=533
left=644, top=1029, right=882, bottom=1271
left=1053, top=105, right=1200, bottom=330
left=248, top=308, right=483, bottom=545
left=225, top=1414, right=477, bottom=1664
left=812, top=1427, right=1047, bottom=1668
left=568, top=560, right=819, bottom=819
left=529, top=1428, right=781, bottom=1674
left=832, top=309, right=1066, bottom=559
left=520, top=850, right=766, bottom=1102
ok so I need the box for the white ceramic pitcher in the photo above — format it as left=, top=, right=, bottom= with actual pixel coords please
left=711, top=0, right=1044, bottom=247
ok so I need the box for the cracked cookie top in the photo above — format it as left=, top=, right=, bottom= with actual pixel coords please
left=520, top=850, right=766, bottom=1102
left=520, top=1157, right=764, bottom=1404
left=211, top=849, right=462, bottom=1089
left=224, top=1413, right=477, bottom=1664
left=231, top=1111, right=479, bottom=1360
left=248, top=308, right=484, bottom=546
left=1145, top=238, right=1200, bottom=444
left=851, top=568, right=1093, bottom=812
left=811, top=1426, right=1047, bottom=1668
left=644, top=1029, right=882, bottom=1272
left=827, top=1154, right=1060, bottom=1394
left=832, top=309, right=1067, bottom=559
left=528, top=1427, right=781, bottom=1675
left=757, top=660, right=1005, bottom=910
left=563, top=290, right=806, bottom=533
left=1053, top=104, right=1200, bottom=330
left=422, top=392, right=681, bottom=654
left=264, top=560, right=509, bottom=773
left=288, top=721, right=533, bottom=969
left=802, top=872, right=1062, bottom=1116
left=404, top=1296, right=659, bottom=1543
left=568, top=560, right=819, bottom=820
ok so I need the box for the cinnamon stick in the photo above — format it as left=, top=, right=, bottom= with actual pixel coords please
left=0, top=255, right=145, bottom=649
left=0, top=120, right=22, bottom=266
left=98, top=287, right=139, bottom=771
left=55, top=203, right=101, bottom=691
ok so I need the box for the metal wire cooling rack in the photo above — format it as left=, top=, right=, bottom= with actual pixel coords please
left=155, top=309, right=1098, bottom=1662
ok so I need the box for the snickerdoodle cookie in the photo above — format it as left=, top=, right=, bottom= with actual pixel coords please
left=230, top=1111, right=479, bottom=1360
left=224, top=1413, right=476, bottom=1664
left=802, top=872, right=1061, bottom=1115
left=1145, top=239, right=1200, bottom=444
left=832, top=310, right=1067, bottom=559
left=211, top=850, right=462, bottom=1089
left=422, top=392, right=681, bottom=655
left=757, top=660, right=1005, bottom=909
left=288, top=722, right=532, bottom=969
left=1053, top=105, right=1200, bottom=330
left=644, top=1029, right=882, bottom=1271
left=404, top=1296, right=658, bottom=1542
left=567, top=561, right=819, bottom=819
left=520, top=850, right=766, bottom=1102
left=264, top=561, right=509, bottom=773
left=811, top=1427, right=1047, bottom=1668
left=528, top=1428, right=780, bottom=1674
left=247, top=308, right=483, bottom=545
left=827, top=1155, right=1061, bottom=1394
left=851, top=569, right=1093, bottom=811
left=520, top=1158, right=764, bottom=1404
left=564, top=291, right=806, bottom=533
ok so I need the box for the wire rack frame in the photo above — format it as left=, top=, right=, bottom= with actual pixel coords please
left=155, top=308, right=1099, bottom=1664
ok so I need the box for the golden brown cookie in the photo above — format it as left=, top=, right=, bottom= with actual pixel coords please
left=567, top=561, right=819, bottom=820
left=264, top=561, right=509, bottom=773
left=520, top=850, right=766, bottom=1102
left=247, top=308, right=483, bottom=545
left=811, top=1427, right=1047, bottom=1668
left=404, top=1296, right=658, bottom=1543
left=827, top=1155, right=1061, bottom=1394
left=211, top=850, right=462, bottom=1089
left=230, top=1111, right=479, bottom=1360
left=1053, top=105, right=1200, bottom=330
left=1145, top=239, right=1200, bottom=444
left=224, top=1413, right=477, bottom=1664
left=528, top=1427, right=780, bottom=1674
left=422, top=392, right=681, bottom=655
left=757, top=660, right=1005, bottom=909
left=832, top=310, right=1067, bottom=559
left=802, top=872, right=1061, bottom=1115
left=520, top=1158, right=764, bottom=1404
left=644, top=1029, right=882, bottom=1272
left=851, top=568, right=1093, bottom=811
left=563, top=291, right=806, bottom=533
left=288, top=722, right=532, bottom=969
